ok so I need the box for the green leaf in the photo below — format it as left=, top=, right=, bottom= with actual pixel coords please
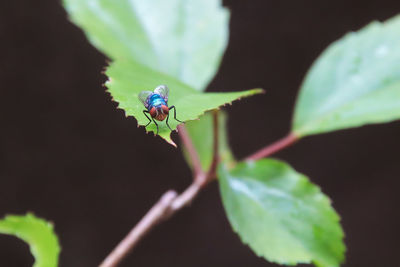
left=64, top=0, right=261, bottom=144
left=218, top=159, right=345, bottom=267
left=182, top=111, right=234, bottom=171
left=106, top=60, right=262, bottom=144
left=64, top=0, right=229, bottom=90
left=293, top=15, right=400, bottom=136
left=0, top=213, right=61, bottom=267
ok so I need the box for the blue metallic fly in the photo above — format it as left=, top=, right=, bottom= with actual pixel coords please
left=139, top=85, right=183, bottom=134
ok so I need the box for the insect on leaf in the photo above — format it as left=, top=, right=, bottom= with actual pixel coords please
left=106, top=60, right=262, bottom=145
left=63, top=0, right=262, bottom=145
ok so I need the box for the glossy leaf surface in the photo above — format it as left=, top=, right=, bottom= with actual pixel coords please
left=0, top=213, right=60, bottom=267
left=293, top=15, right=400, bottom=136
left=218, top=159, right=345, bottom=267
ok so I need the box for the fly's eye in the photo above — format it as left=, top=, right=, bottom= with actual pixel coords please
left=149, top=107, right=157, bottom=118
left=161, top=105, right=169, bottom=114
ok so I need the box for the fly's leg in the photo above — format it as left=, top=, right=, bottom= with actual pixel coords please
left=152, top=118, right=159, bottom=135
left=143, top=110, right=152, bottom=127
left=168, top=106, right=184, bottom=123
left=166, top=113, right=172, bottom=131
left=144, top=110, right=159, bottom=135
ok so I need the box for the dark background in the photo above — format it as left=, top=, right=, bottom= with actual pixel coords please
left=0, top=0, right=399, bottom=266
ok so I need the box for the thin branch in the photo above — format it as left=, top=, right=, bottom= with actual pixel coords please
left=177, top=124, right=204, bottom=177
left=100, top=120, right=300, bottom=267
left=99, top=190, right=178, bottom=267
left=99, top=183, right=204, bottom=267
left=170, top=182, right=202, bottom=210
left=204, top=110, right=220, bottom=186
left=100, top=115, right=221, bottom=267
left=244, top=132, right=299, bottom=161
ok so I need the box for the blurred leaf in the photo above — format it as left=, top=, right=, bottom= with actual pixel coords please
left=293, top=15, right=400, bottom=136
left=63, top=0, right=229, bottom=90
left=182, top=111, right=234, bottom=171
left=218, top=159, right=345, bottom=267
left=0, top=213, right=60, bottom=267
left=64, top=0, right=261, bottom=144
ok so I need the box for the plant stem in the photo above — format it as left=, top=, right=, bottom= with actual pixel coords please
left=100, top=118, right=298, bottom=267
left=244, top=132, right=299, bottom=161
left=99, top=191, right=178, bottom=267
left=204, top=110, right=219, bottom=185
left=100, top=115, right=219, bottom=267
left=177, top=124, right=203, bottom=178
left=99, top=183, right=204, bottom=267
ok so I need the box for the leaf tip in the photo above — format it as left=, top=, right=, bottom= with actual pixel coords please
left=258, top=88, right=266, bottom=94
left=161, top=133, right=177, bottom=147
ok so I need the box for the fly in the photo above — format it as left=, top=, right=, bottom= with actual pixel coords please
left=138, top=85, right=183, bottom=135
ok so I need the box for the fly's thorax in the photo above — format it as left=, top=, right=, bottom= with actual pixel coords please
left=148, top=94, right=167, bottom=108
left=149, top=105, right=169, bottom=121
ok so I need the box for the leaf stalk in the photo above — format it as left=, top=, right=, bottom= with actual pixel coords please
left=244, top=132, right=299, bottom=161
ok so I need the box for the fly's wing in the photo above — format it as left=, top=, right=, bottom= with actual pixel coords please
left=138, top=91, right=153, bottom=109
left=154, top=85, right=169, bottom=102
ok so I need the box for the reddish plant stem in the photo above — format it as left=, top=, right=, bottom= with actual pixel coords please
left=177, top=124, right=204, bottom=178
left=99, top=191, right=178, bottom=267
left=100, top=117, right=298, bottom=267
left=99, top=182, right=204, bottom=267
left=100, top=115, right=219, bottom=267
left=244, top=132, right=299, bottom=161
left=204, top=110, right=220, bottom=185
